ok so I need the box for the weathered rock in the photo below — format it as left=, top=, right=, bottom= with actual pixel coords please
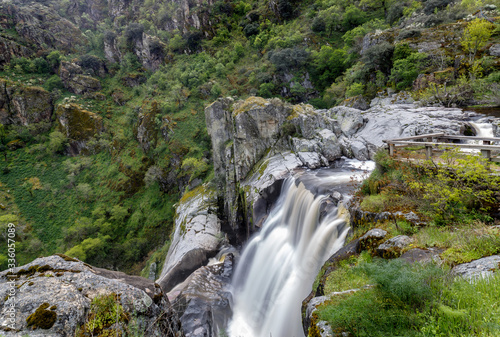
left=136, top=109, right=158, bottom=153
left=0, top=255, right=183, bottom=336
left=339, top=95, right=370, bottom=111
left=59, top=61, right=102, bottom=95
left=298, top=151, right=328, bottom=169
left=359, top=228, right=388, bottom=251
left=377, top=235, right=413, bottom=258
left=157, top=185, right=221, bottom=293
left=315, top=129, right=342, bottom=161
left=0, top=3, right=86, bottom=67
left=56, top=103, right=103, bottom=154
left=134, top=33, right=166, bottom=71
left=452, top=255, right=500, bottom=280
left=399, top=248, right=443, bottom=264
left=0, top=80, right=53, bottom=126
left=329, top=107, right=365, bottom=137
left=168, top=255, right=233, bottom=337
left=489, top=43, right=500, bottom=57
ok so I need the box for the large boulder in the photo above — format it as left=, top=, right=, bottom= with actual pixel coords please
left=0, top=255, right=183, bottom=336
left=452, top=255, right=500, bottom=280
left=157, top=185, right=221, bottom=293
left=168, top=256, right=233, bottom=337
left=56, top=103, right=103, bottom=154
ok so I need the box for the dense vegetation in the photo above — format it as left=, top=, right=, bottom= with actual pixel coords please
left=0, top=0, right=499, bottom=275
left=312, top=150, right=500, bottom=336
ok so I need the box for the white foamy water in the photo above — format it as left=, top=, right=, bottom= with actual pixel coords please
left=228, top=178, right=349, bottom=337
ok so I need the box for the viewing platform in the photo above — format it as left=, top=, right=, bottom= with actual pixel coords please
left=383, top=133, right=500, bottom=162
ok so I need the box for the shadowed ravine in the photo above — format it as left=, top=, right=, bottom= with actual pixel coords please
left=228, top=162, right=372, bottom=337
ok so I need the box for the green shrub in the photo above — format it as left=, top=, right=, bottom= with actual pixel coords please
left=45, top=75, right=64, bottom=92
left=345, top=82, right=364, bottom=98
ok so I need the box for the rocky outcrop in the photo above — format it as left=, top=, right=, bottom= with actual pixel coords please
left=0, top=80, right=53, bottom=127
left=205, top=95, right=484, bottom=239
left=59, top=61, right=102, bottom=95
left=136, top=108, right=158, bottom=153
left=0, top=255, right=183, bottom=336
left=134, top=34, right=166, bottom=71
left=56, top=103, right=103, bottom=154
left=0, top=3, right=86, bottom=68
left=157, top=185, right=221, bottom=293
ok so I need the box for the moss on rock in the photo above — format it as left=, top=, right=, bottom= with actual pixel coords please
left=26, top=302, right=57, bottom=329
left=56, top=103, right=103, bottom=141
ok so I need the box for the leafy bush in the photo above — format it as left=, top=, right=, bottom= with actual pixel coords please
left=345, top=82, right=365, bottom=97
left=361, top=42, right=395, bottom=75
left=269, top=47, right=309, bottom=72
left=424, top=0, right=454, bottom=14
left=342, top=5, right=368, bottom=31
left=44, top=75, right=64, bottom=92
left=311, top=46, right=348, bottom=90
left=390, top=52, right=428, bottom=90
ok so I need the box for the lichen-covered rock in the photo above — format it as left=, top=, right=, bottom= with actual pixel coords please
left=0, top=80, right=53, bottom=126
left=157, top=185, right=221, bottom=293
left=57, top=103, right=103, bottom=141
left=56, top=103, right=103, bottom=155
left=0, top=255, right=183, bottom=336
left=377, top=235, right=413, bottom=258
left=359, top=228, right=388, bottom=251
left=452, top=255, right=500, bottom=280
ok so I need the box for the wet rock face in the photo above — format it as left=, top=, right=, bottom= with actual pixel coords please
left=0, top=255, right=183, bottom=337
left=0, top=80, right=53, bottom=126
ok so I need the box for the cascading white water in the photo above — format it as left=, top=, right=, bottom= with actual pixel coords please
left=228, top=178, right=349, bottom=337
left=465, top=121, right=495, bottom=153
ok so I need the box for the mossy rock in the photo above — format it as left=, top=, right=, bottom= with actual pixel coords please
left=56, top=103, right=103, bottom=141
left=26, top=303, right=57, bottom=329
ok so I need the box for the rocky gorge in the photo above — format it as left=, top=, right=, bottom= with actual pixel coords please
left=2, top=92, right=499, bottom=336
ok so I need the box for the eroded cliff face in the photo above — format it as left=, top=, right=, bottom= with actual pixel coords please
left=0, top=79, right=53, bottom=127
left=0, top=2, right=86, bottom=68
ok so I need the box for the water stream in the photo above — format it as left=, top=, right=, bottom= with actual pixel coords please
left=228, top=160, right=374, bottom=337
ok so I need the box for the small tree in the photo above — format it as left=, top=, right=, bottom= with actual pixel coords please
left=461, top=18, right=494, bottom=62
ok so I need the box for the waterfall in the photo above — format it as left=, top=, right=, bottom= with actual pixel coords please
left=465, top=121, right=494, bottom=154
left=228, top=178, right=349, bottom=337
left=470, top=121, right=494, bottom=138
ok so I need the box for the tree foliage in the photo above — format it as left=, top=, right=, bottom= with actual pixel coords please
left=461, top=18, right=495, bottom=62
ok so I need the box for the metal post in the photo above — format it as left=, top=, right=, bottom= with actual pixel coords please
left=389, top=143, right=394, bottom=156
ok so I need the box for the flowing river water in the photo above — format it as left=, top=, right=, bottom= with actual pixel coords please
left=228, top=159, right=374, bottom=337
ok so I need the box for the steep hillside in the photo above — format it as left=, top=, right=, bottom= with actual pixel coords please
left=0, top=0, right=499, bottom=276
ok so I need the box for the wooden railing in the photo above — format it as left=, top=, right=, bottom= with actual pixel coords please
left=383, top=133, right=500, bottom=162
